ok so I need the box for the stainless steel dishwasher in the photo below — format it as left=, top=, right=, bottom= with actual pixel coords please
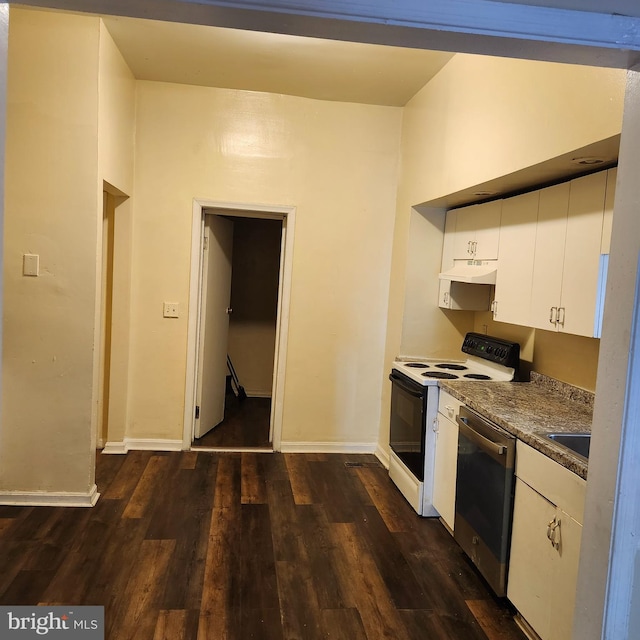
left=454, top=405, right=516, bottom=597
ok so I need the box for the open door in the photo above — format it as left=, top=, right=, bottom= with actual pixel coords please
left=194, top=215, right=234, bottom=439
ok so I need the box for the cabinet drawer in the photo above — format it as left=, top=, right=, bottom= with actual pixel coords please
left=515, top=440, right=586, bottom=523
left=438, top=390, right=463, bottom=422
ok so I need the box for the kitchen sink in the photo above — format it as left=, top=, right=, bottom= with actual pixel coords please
left=546, top=432, right=591, bottom=460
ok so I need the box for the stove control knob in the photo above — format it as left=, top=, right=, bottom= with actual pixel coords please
left=486, top=345, right=493, bottom=354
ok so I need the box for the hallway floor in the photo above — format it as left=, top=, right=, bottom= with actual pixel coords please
left=0, top=450, right=526, bottom=639
left=192, top=394, right=271, bottom=449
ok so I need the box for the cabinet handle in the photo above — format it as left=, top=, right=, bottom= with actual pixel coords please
left=547, top=516, right=561, bottom=550
left=473, top=240, right=478, bottom=255
left=492, top=300, right=498, bottom=318
left=467, top=240, right=473, bottom=255
left=433, top=417, right=439, bottom=433
left=549, top=306, right=557, bottom=324
left=446, top=405, right=455, bottom=419
left=558, top=307, right=565, bottom=327
left=443, top=291, right=449, bottom=304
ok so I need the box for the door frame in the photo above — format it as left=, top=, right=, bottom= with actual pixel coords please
left=182, top=198, right=296, bottom=451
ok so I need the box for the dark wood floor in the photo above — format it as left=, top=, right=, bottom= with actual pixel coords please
left=0, top=451, right=526, bottom=640
left=193, top=394, right=271, bottom=448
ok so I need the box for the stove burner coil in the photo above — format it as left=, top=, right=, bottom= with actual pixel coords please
left=464, top=373, right=492, bottom=380
left=405, top=363, right=429, bottom=369
left=435, top=363, right=467, bottom=371
left=422, top=371, right=459, bottom=380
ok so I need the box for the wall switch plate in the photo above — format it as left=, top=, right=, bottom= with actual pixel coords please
left=163, top=302, right=179, bottom=318
left=23, top=254, right=39, bottom=277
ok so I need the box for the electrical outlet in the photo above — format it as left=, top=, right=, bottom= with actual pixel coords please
left=163, top=302, right=179, bottom=318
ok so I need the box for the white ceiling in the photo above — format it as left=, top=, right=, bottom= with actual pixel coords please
left=102, top=16, right=455, bottom=107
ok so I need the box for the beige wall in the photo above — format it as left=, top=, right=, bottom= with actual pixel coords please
left=96, top=20, right=136, bottom=446
left=227, top=217, right=281, bottom=398
left=128, top=81, right=402, bottom=445
left=1, top=9, right=100, bottom=495
left=384, top=54, right=626, bottom=443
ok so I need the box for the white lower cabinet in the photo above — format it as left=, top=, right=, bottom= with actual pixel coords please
left=433, top=391, right=462, bottom=531
left=508, top=443, right=586, bottom=640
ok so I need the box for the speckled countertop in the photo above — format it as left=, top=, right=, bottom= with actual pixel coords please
left=438, top=372, right=593, bottom=479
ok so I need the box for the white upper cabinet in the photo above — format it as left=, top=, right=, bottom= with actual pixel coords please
left=529, top=182, right=571, bottom=331
left=559, top=171, right=608, bottom=336
left=439, top=208, right=492, bottom=310
left=452, top=200, right=502, bottom=260
left=440, top=167, right=614, bottom=336
left=493, top=190, right=539, bottom=326
left=529, top=171, right=607, bottom=337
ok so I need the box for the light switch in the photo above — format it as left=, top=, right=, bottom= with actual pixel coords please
left=163, top=302, right=179, bottom=318
left=23, top=254, right=39, bottom=277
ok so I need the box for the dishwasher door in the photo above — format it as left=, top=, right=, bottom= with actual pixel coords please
left=454, top=405, right=516, bottom=597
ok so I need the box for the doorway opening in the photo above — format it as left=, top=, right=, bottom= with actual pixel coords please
left=97, top=183, right=129, bottom=450
left=183, top=200, right=295, bottom=452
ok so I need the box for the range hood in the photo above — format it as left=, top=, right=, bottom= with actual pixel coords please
left=439, top=261, right=497, bottom=285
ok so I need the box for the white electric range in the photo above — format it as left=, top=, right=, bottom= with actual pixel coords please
left=388, top=332, right=520, bottom=515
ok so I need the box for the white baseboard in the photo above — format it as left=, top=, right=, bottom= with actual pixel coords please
left=0, top=483, right=100, bottom=507
left=279, top=441, right=377, bottom=454
left=375, top=444, right=390, bottom=469
left=101, top=438, right=184, bottom=454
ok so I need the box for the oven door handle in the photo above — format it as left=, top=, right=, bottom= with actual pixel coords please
left=457, top=416, right=507, bottom=456
left=389, top=373, right=424, bottom=398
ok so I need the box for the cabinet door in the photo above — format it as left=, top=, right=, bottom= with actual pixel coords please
left=508, top=478, right=583, bottom=640
left=508, top=479, right=557, bottom=640
left=473, top=199, right=502, bottom=259
left=452, top=200, right=501, bottom=260
left=433, top=412, right=458, bottom=531
left=529, top=182, right=570, bottom=331
left=560, top=171, right=607, bottom=336
left=493, top=191, right=539, bottom=326
left=453, top=203, right=480, bottom=259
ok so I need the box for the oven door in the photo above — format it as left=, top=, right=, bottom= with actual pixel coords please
left=389, top=371, right=426, bottom=481
left=454, top=406, right=515, bottom=596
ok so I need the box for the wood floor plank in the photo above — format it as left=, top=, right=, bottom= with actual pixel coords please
left=307, top=458, right=368, bottom=523
left=153, top=609, right=199, bottom=640
left=399, top=609, right=488, bottom=640
left=466, top=599, right=524, bottom=640
left=275, top=560, right=323, bottom=640
left=122, top=455, right=171, bottom=519
left=101, top=450, right=153, bottom=500
left=0, top=519, right=14, bottom=536
left=283, top=453, right=316, bottom=505
left=198, top=455, right=243, bottom=639
left=241, top=452, right=268, bottom=504
left=240, top=504, right=279, bottom=610
left=356, top=465, right=423, bottom=533
left=321, top=609, right=368, bottom=640
left=263, top=454, right=305, bottom=562
left=329, top=522, right=408, bottom=640
left=110, top=539, right=176, bottom=640
left=239, top=608, right=284, bottom=640
left=179, top=451, right=199, bottom=470
left=296, top=504, right=355, bottom=609
left=356, top=505, right=431, bottom=609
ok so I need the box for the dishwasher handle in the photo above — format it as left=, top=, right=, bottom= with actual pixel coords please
left=457, top=416, right=507, bottom=456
